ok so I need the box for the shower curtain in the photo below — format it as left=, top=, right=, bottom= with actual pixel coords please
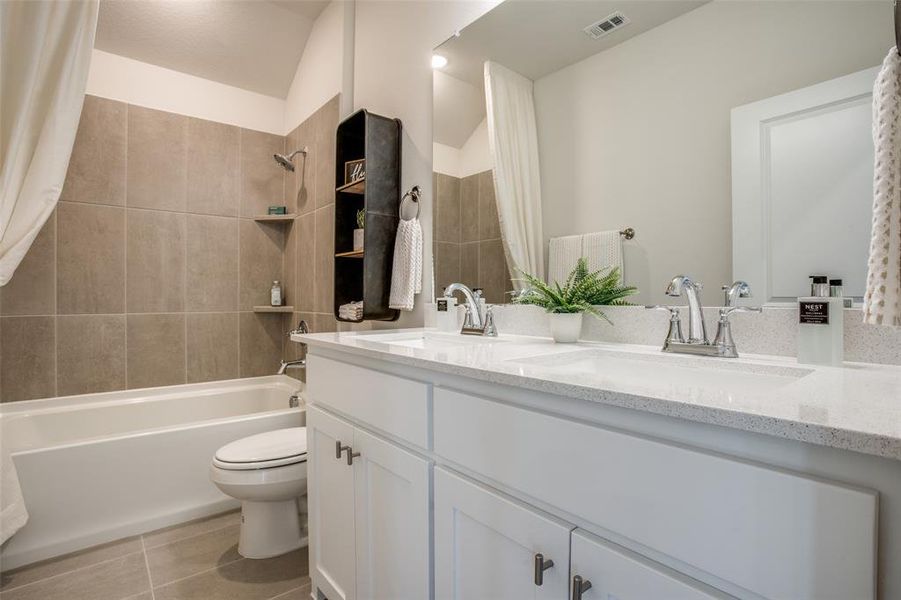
left=0, top=0, right=99, bottom=286
left=484, top=61, right=545, bottom=290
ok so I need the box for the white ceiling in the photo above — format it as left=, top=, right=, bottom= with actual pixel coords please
left=433, top=71, right=486, bottom=148
left=434, top=0, right=708, bottom=89
left=95, top=0, right=329, bottom=98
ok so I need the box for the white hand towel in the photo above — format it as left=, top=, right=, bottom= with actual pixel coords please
left=548, top=234, right=581, bottom=285
left=582, top=230, right=624, bottom=281
left=1, top=440, right=28, bottom=544
left=389, top=217, right=423, bottom=311
left=864, top=48, right=901, bottom=326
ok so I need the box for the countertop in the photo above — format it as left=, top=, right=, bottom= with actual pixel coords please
left=293, top=329, right=901, bottom=461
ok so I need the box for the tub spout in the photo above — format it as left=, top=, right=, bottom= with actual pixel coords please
left=277, top=359, right=306, bottom=375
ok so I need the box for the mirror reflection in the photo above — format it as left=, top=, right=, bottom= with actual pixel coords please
left=432, top=0, right=892, bottom=305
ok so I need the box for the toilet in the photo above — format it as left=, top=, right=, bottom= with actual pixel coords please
left=210, top=427, right=308, bottom=559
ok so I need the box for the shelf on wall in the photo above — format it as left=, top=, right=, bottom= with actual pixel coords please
left=336, top=178, right=365, bottom=194
left=252, top=305, right=295, bottom=313
left=335, top=250, right=364, bottom=258
left=253, top=214, right=297, bottom=222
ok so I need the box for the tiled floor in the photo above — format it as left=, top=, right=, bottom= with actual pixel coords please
left=0, top=510, right=310, bottom=600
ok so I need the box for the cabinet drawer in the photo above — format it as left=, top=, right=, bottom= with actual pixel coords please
left=307, top=355, right=430, bottom=448
left=434, top=388, right=877, bottom=600
left=571, top=529, right=728, bottom=600
left=308, top=355, right=430, bottom=448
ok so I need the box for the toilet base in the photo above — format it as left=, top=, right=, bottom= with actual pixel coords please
left=238, top=498, right=304, bottom=559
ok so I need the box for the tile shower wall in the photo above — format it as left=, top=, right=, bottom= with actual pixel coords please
left=433, top=170, right=512, bottom=304
left=0, top=95, right=342, bottom=402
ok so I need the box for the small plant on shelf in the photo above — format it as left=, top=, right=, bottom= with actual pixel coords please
left=354, top=209, right=365, bottom=252
left=514, top=257, right=637, bottom=341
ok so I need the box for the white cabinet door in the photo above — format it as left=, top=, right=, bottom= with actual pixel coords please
left=434, top=467, right=572, bottom=600
left=308, top=406, right=357, bottom=600
left=569, top=529, right=728, bottom=600
left=353, top=428, right=430, bottom=600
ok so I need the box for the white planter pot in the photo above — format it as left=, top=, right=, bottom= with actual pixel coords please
left=353, top=229, right=364, bottom=252
left=548, top=313, right=583, bottom=343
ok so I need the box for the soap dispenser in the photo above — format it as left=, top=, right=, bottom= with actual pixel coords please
left=797, top=275, right=843, bottom=366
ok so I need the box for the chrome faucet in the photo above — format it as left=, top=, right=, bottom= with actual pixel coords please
left=278, top=319, right=309, bottom=375
left=444, top=282, right=497, bottom=336
left=647, top=277, right=761, bottom=358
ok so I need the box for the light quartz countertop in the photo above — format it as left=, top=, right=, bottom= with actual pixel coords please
left=293, top=328, right=901, bottom=461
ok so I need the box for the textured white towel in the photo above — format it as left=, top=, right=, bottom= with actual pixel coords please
left=864, top=48, right=901, bottom=326
left=548, top=234, right=581, bottom=285
left=582, top=230, right=624, bottom=280
left=1, top=440, right=28, bottom=545
left=389, top=218, right=422, bottom=311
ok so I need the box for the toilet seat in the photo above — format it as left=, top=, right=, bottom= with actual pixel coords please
left=213, top=427, right=307, bottom=471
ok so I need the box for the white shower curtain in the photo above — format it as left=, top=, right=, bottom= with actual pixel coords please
left=484, top=61, right=544, bottom=290
left=0, top=0, right=99, bottom=285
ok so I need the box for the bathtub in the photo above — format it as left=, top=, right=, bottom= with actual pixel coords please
left=0, top=376, right=304, bottom=570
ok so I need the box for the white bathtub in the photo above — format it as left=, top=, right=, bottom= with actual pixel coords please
left=0, top=376, right=304, bottom=570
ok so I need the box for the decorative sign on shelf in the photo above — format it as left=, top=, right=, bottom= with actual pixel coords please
left=344, top=159, right=365, bottom=185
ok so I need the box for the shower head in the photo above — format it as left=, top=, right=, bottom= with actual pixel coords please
left=273, top=147, right=308, bottom=172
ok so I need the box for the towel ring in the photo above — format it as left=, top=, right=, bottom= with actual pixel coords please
left=400, top=185, right=421, bottom=221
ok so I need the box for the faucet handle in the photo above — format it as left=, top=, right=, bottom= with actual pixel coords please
left=645, top=305, right=685, bottom=345
left=483, top=305, right=498, bottom=337
left=720, top=305, right=762, bottom=319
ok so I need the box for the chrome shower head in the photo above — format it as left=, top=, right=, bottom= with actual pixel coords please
left=273, top=147, right=308, bottom=172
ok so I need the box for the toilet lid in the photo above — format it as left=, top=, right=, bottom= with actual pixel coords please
left=215, top=427, right=307, bottom=469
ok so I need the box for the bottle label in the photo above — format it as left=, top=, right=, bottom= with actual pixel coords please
left=437, top=299, right=448, bottom=312
left=799, top=301, right=829, bottom=325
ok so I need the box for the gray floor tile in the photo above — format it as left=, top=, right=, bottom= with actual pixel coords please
left=0, top=552, right=149, bottom=600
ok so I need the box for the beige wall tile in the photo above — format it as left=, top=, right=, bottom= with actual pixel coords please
left=460, top=242, right=479, bottom=289
left=186, top=118, right=239, bottom=217
left=127, top=210, right=186, bottom=313
left=0, top=552, right=149, bottom=600
left=478, top=170, right=501, bottom=240
left=0, top=317, right=55, bottom=402
left=435, top=173, right=461, bottom=243
left=239, top=312, right=282, bottom=377
left=479, top=239, right=508, bottom=304
left=313, top=205, right=334, bottom=313
left=295, top=213, right=315, bottom=312
left=57, top=202, right=125, bottom=314
left=283, top=220, right=298, bottom=308
left=434, top=242, right=461, bottom=293
left=240, top=129, right=286, bottom=217
left=239, top=220, right=284, bottom=310
left=57, top=315, right=126, bottom=396
left=313, top=96, right=339, bottom=210
left=153, top=548, right=308, bottom=600
left=0, top=536, right=142, bottom=593
left=145, top=524, right=241, bottom=587
left=186, top=313, right=238, bottom=383
left=460, top=174, right=479, bottom=243
left=126, top=314, right=186, bottom=389
left=185, top=215, right=238, bottom=312
left=0, top=212, right=55, bottom=315
left=60, top=95, right=127, bottom=206
left=127, top=106, right=186, bottom=212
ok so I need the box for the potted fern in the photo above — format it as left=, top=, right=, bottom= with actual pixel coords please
left=514, top=258, right=637, bottom=342
left=353, top=209, right=365, bottom=252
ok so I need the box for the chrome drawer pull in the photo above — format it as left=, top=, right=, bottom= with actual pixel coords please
left=534, top=553, right=554, bottom=586
left=572, top=575, right=592, bottom=600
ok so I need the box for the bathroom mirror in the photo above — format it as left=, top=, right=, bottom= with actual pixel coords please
left=431, top=0, right=892, bottom=306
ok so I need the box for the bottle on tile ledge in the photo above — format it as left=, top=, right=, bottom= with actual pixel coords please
left=797, top=275, right=843, bottom=366
left=270, top=281, right=283, bottom=307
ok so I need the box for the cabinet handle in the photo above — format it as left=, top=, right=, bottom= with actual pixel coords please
left=335, top=440, right=350, bottom=460
left=533, top=553, right=554, bottom=586
left=572, top=575, right=592, bottom=600
left=347, top=447, right=361, bottom=466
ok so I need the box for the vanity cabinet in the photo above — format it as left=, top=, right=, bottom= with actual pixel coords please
left=434, top=467, right=573, bottom=600
left=308, top=406, right=430, bottom=600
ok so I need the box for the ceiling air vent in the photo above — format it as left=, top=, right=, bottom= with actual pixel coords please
left=583, top=12, right=630, bottom=40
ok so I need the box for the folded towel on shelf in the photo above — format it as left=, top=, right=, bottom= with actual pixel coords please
left=339, top=300, right=363, bottom=321
left=547, top=234, right=582, bottom=285
left=582, top=230, right=624, bottom=281
left=389, top=217, right=423, bottom=311
left=1, top=442, right=28, bottom=545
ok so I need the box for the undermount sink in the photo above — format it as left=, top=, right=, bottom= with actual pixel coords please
left=508, top=348, right=813, bottom=397
left=360, top=331, right=507, bottom=350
